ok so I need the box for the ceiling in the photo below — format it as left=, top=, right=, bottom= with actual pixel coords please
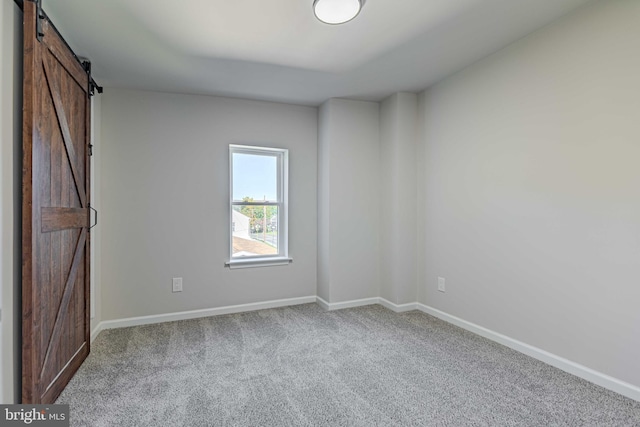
left=44, top=0, right=593, bottom=106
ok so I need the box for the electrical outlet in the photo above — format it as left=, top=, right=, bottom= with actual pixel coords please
left=172, top=277, right=183, bottom=293
left=437, top=277, right=446, bottom=293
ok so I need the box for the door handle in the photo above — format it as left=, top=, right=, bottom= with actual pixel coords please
left=89, top=205, right=98, bottom=229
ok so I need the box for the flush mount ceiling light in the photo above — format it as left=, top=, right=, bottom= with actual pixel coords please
left=313, top=0, right=365, bottom=25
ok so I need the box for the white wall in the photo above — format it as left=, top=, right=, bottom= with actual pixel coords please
left=380, top=93, right=418, bottom=305
left=99, top=89, right=317, bottom=320
left=317, top=99, right=380, bottom=303
left=0, top=0, right=22, bottom=404
left=317, top=103, right=331, bottom=302
left=417, top=0, right=640, bottom=388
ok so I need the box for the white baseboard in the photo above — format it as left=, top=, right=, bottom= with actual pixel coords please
left=416, top=303, right=640, bottom=403
left=315, top=296, right=331, bottom=311
left=90, top=323, right=103, bottom=344
left=90, top=296, right=316, bottom=339
left=317, top=296, right=417, bottom=313
left=378, top=298, right=418, bottom=313
left=316, top=296, right=379, bottom=311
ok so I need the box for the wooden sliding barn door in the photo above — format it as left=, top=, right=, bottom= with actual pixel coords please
left=22, top=1, right=92, bottom=403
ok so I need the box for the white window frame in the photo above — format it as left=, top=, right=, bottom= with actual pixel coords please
left=226, top=144, right=291, bottom=269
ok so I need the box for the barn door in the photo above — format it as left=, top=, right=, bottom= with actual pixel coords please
left=22, top=0, right=92, bottom=404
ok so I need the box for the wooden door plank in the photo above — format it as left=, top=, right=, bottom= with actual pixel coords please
left=49, top=81, right=64, bottom=380
left=42, top=54, right=86, bottom=208
left=40, top=18, right=88, bottom=92
left=41, top=208, right=88, bottom=232
left=21, top=0, right=38, bottom=403
left=35, top=62, right=53, bottom=392
left=41, top=343, right=87, bottom=403
left=39, top=229, right=87, bottom=382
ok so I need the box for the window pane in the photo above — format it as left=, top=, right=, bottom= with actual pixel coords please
left=232, top=206, right=278, bottom=258
left=232, top=152, right=278, bottom=202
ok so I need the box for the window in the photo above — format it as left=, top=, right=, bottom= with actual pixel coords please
left=227, top=145, right=290, bottom=269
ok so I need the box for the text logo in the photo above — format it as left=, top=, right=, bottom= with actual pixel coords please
left=1, top=405, right=69, bottom=426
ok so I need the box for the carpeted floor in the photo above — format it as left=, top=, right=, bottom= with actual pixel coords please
left=57, top=304, right=640, bottom=426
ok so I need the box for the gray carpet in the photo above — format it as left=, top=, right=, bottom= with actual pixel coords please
left=57, top=304, right=640, bottom=426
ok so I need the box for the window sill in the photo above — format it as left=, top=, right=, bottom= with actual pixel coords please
left=225, top=257, right=292, bottom=270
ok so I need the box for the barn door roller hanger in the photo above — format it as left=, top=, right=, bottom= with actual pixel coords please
left=33, top=0, right=103, bottom=97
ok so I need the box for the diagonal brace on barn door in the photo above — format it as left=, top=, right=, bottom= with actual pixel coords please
left=38, top=228, right=87, bottom=383
left=42, top=53, right=87, bottom=208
